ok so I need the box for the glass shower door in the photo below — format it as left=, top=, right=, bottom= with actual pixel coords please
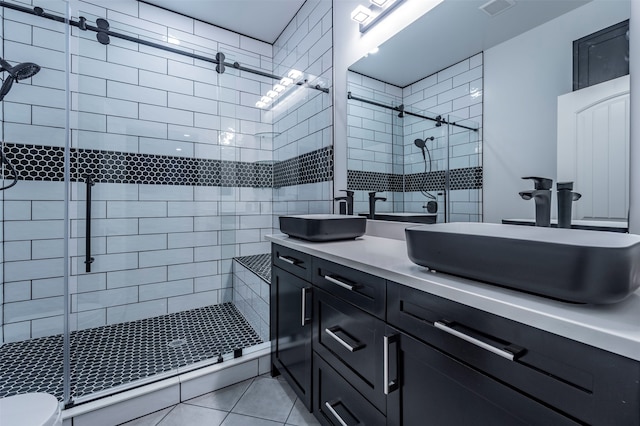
left=0, top=0, right=70, bottom=404
left=446, top=114, right=481, bottom=222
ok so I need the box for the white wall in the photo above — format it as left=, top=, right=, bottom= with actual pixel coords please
left=483, top=0, right=630, bottom=223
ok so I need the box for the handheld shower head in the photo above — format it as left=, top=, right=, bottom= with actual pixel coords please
left=0, top=58, right=41, bottom=101
left=414, top=136, right=434, bottom=160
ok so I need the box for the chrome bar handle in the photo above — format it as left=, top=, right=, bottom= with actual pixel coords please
left=383, top=334, right=399, bottom=395
left=325, top=401, right=349, bottom=426
left=278, top=255, right=296, bottom=265
left=325, top=327, right=362, bottom=352
left=301, top=287, right=311, bottom=326
left=324, top=275, right=355, bottom=291
left=434, top=321, right=515, bottom=361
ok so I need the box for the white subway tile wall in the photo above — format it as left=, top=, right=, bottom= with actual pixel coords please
left=0, top=0, right=332, bottom=342
left=272, top=0, right=333, bottom=219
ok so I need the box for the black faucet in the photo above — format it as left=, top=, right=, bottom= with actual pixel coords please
left=334, top=190, right=354, bottom=215
left=519, top=176, right=552, bottom=227
left=368, top=191, right=387, bottom=220
left=557, top=182, right=581, bottom=229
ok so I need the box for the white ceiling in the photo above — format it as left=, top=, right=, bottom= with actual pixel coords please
left=350, top=0, right=591, bottom=87
left=141, top=0, right=306, bottom=44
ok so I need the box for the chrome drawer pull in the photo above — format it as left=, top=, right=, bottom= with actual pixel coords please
left=324, top=275, right=355, bottom=291
left=278, top=255, right=297, bottom=265
left=325, top=327, right=363, bottom=352
left=434, top=321, right=515, bottom=361
left=325, top=400, right=349, bottom=426
left=383, top=334, right=399, bottom=395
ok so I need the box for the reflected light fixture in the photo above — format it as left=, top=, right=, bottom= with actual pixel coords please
left=288, top=69, right=302, bottom=80
left=351, top=0, right=404, bottom=33
left=351, top=5, right=372, bottom=23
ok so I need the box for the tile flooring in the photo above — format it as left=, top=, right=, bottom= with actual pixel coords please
left=0, top=303, right=262, bottom=400
left=120, top=374, right=321, bottom=426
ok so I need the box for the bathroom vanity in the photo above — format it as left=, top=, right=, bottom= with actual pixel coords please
left=268, top=232, right=640, bottom=425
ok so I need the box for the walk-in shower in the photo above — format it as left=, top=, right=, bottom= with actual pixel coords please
left=0, top=0, right=334, bottom=413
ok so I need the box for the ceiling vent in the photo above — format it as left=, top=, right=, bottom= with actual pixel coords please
left=479, top=0, right=515, bottom=17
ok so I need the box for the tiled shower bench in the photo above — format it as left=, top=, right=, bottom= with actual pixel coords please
left=232, top=254, right=271, bottom=342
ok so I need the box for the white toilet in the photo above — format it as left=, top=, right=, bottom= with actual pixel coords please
left=0, top=393, right=62, bottom=426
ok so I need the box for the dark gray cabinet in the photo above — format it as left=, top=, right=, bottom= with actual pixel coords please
left=385, top=326, right=579, bottom=426
left=271, top=243, right=640, bottom=425
left=271, top=253, right=313, bottom=409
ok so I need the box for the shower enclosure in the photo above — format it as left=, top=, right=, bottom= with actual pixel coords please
left=0, top=0, right=333, bottom=409
left=346, top=69, right=482, bottom=222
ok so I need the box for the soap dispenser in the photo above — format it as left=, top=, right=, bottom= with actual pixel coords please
left=557, top=182, right=581, bottom=229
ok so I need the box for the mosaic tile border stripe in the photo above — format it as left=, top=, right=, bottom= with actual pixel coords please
left=347, top=170, right=404, bottom=192
left=0, top=303, right=262, bottom=401
left=273, top=145, right=333, bottom=188
left=348, top=166, right=483, bottom=192
left=1, top=143, right=333, bottom=188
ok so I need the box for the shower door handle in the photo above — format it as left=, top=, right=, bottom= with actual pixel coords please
left=84, top=175, right=95, bottom=273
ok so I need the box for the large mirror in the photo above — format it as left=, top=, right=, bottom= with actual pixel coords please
left=346, top=0, right=630, bottom=230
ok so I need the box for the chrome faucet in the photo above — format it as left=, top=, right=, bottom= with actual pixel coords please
left=334, top=189, right=354, bottom=215
left=368, top=191, right=387, bottom=220
left=519, top=176, right=552, bottom=227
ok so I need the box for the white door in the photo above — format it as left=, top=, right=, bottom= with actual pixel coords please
left=557, top=75, right=630, bottom=220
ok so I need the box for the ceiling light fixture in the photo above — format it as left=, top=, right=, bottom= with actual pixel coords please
left=280, top=77, right=293, bottom=86
left=352, top=0, right=405, bottom=33
left=351, top=5, right=373, bottom=23
left=370, top=0, right=394, bottom=7
left=267, top=90, right=279, bottom=98
left=288, top=69, right=302, bottom=80
left=273, top=84, right=286, bottom=93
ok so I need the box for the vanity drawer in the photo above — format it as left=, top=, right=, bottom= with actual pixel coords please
left=313, top=351, right=386, bottom=426
left=387, top=282, right=640, bottom=426
left=312, top=257, right=385, bottom=319
left=272, top=243, right=312, bottom=282
left=314, top=288, right=386, bottom=412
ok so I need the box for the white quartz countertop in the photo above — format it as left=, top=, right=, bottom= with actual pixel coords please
left=266, top=233, right=640, bottom=361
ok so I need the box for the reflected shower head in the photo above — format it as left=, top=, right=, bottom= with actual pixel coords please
left=0, top=58, right=41, bottom=101
left=414, top=136, right=434, bottom=160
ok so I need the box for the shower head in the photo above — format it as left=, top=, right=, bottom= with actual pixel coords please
left=0, top=58, right=41, bottom=101
left=414, top=136, right=434, bottom=160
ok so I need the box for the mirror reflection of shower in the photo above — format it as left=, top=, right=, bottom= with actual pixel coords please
left=414, top=136, right=437, bottom=210
left=0, top=57, right=41, bottom=190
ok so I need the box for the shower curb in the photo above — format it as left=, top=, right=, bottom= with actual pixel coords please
left=61, top=344, right=271, bottom=426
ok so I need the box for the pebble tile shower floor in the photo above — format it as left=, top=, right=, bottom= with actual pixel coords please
left=0, top=303, right=262, bottom=401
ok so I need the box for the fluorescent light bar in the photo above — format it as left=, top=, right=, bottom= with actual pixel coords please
left=267, top=90, right=279, bottom=98
left=280, top=77, right=293, bottom=86
left=273, top=84, right=286, bottom=93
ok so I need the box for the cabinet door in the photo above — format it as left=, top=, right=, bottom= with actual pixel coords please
left=386, top=327, right=579, bottom=426
left=271, top=266, right=313, bottom=410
